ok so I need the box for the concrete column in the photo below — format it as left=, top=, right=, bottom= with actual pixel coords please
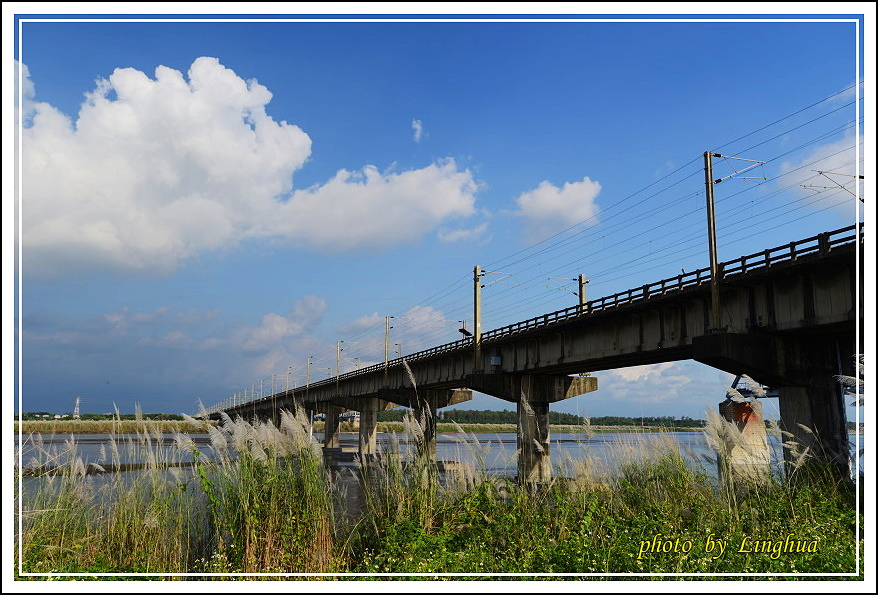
left=464, top=373, right=595, bottom=484
left=778, top=340, right=851, bottom=480
left=322, top=403, right=342, bottom=449
left=717, top=398, right=771, bottom=483
left=693, top=332, right=852, bottom=480
left=415, top=390, right=441, bottom=460
left=358, top=399, right=381, bottom=456
left=517, top=376, right=552, bottom=484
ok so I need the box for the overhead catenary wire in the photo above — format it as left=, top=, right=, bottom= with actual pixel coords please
left=211, top=84, right=863, bottom=411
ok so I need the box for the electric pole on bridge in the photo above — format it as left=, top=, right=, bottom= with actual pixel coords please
left=474, top=265, right=484, bottom=370
left=578, top=274, right=589, bottom=314
left=704, top=151, right=765, bottom=331
left=704, top=151, right=722, bottom=331
left=336, top=341, right=344, bottom=400
left=384, top=316, right=394, bottom=384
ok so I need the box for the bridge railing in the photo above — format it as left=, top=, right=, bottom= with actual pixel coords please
left=481, top=223, right=860, bottom=342
left=213, top=223, right=861, bottom=412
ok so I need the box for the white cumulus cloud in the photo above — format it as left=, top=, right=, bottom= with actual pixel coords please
left=20, top=58, right=480, bottom=277
left=273, top=159, right=478, bottom=252
left=513, top=176, right=601, bottom=242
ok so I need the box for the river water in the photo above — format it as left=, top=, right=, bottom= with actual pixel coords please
left=15, top=429, right=861, bottom=485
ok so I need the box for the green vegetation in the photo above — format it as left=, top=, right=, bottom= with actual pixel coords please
left=15, top=412, right=861, bottom=580
left=585, top=415, right=704, bottom=428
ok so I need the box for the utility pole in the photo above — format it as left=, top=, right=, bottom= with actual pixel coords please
left=384, top=316, right=393, bottom=379
left=703, top=151, right=764, bottom=331
left=578, top=274, right=589, bottom=314
left=306, top=356, right=313, bottom=425
left=286, top=366, right=291, bottom=393
left=704, top=151, right=722, bottom=331
left=336, top=341, right=344, bottom=378
left=336, top=341, right=344, bottom=400
left=474, top=265, right=484, bottom=371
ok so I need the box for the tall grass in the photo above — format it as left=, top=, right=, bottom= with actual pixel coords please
left=349, top=414, right=860, bottom=575
left=192, top=409, right=339, bottom=573
left=17, top=423, right=208, bottom=573
left=16, top=408, right=340, bottom=575
left=15, top=407, right=861, bottom=578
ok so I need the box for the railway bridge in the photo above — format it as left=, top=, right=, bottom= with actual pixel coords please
left=207, top=224, right=863, bottom=482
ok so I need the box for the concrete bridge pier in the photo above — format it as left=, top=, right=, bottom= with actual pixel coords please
left=717, top=397, right=771, bottom=483
left=319, top=403, right=343, bottom=449
left=517, top=377, right=552, bottom=484
left=413, top=390, right=439, bottom=460
left=777, top=339, right=853, bottom=479
left=467, top=374, right=598, bottom=483
left=377, top=388, right=474, bottom=461
left=694, top=332, right=853, bottom=480
left=347, top=397, right=389, bottom=458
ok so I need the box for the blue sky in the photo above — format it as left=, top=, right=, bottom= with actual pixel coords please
left=7, top=7, right=871, bottom=423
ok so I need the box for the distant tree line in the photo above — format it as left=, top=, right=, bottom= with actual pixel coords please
left=586, top=415, right=703, bottom=428
left=376, top=408, right=703, bottom=427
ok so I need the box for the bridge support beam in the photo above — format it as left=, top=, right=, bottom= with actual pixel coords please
left=466, top=374, right=598, bottom=483
left=693, top=332, right=852, bottom=479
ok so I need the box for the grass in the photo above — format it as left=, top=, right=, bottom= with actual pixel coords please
left=14, top=409, right=862, bottom=579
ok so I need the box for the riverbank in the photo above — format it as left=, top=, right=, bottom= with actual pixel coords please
left=13, top=419, right=214, bottom=435
left=14, top=412, right=862, bottom=578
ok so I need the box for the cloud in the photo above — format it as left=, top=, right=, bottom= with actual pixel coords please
left=777, top=130, right=864, bottom=212
left=512, top=176, right=601, bottom=242
left=598, top=362, right=734, bottom=410
left=609, top=362, right=681, bottom=384
left=412, top=118, right=424, bottom=142
left=273, top=159, right=478, bottom=252
left=241, top=295, right=327, bottom=352
left=336, top=312, right=385, bottom=336
left=20, top=58, right=480, bottom=277
left=16, top=61, right=36, bottom=125
left=437, top=222, right=490, bottom=244
left=20, top=296, right=333, bottom=410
